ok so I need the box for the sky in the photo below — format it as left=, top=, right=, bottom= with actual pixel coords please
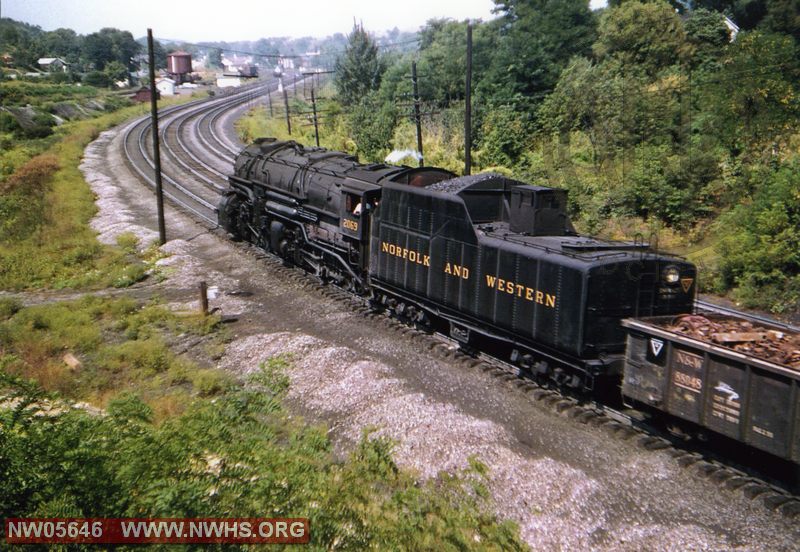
left=4, top=0, right=607, bottom=43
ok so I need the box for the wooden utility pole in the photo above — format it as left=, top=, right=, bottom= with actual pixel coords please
left=311, top=87, right=320, bottom=147
left=412, top=61, right=424, bottom=167
left=464, top=22, right=473, bottom=176
left=268, top=88, right=273, bottom=117
left=147, top=28, right=166, bottom=245
left=281, top=78, right=292, bottom=135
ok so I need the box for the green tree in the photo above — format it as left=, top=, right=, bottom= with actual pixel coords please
left=761, top=0, right=800, bottom=41
left=348, top=93, right=396, bottom=160
left=83, top=70, right=110, bottom=87
left=701, top=30, right=800, bottom=159
left=484, top=0, right=596, bottom=109
left=104, top=60, right=129, bottom=86
left=684, top=7, right=732, bottom=69
left=82, top=28, right=139, bottom=71
left=39, top=28, right=81, bottom=64
left=716, top=161, right=800, bottom=312
left=82, top=30, right=113, bottom=70
left=208, top=47, right=222, bottom=68
left=594, top=0, right=689, bottom=77
left=334, top=23, right=386, bottom=106
left=152, top=39, right=167, bottom=70
left=691, top=1, right=768, bottom=29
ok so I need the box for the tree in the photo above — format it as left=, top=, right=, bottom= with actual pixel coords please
left=593, top=0, right=689, bottom=77
left=82, top=28, right=139, bottom=71
left=716, top=161, right=800, bottom=312
left=152, top=40, right=167, bottom=70
left=684, top=7, right=732, bottom=69
left=334, top=23, right=385, bottom=106
left=761, top=0, right=800, bottom=42
left=104, top=60, right=129, bottom=86
left=83, top=70, right=110, bottom=88
left=208, top=47, right=222, bottom=68
left=39, top=28, right=81, bottom=64
left=82, top=30, right=114, bottom=70
left=483, top=0, right=596, bottom=109
left=348, top=93, right=396, bottom=160
left=702, top=31, right=800, bottom=159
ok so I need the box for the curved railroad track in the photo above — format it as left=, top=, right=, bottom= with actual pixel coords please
left=117, top=80, right=800, bottom=516
left=122, top=78, right=278, bottom=224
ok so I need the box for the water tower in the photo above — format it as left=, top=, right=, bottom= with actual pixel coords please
left=166, top=51, right=192, bottom=84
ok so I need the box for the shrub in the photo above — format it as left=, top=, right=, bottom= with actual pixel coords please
left=191, top=369, right=231, bottom=396
left=115, top=232, right=139, bottom=254
left=716, top=161, right=800, bottom=313
left=82, top=71, right=110, bottom=88
left=0, top=111, right=20, bottom=133
left=0, top=297, right=22, bottom=319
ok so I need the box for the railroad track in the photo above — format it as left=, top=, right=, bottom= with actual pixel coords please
left=122, top=79, right=278, bottom=225
left=117, top=80, right=800, bottom=517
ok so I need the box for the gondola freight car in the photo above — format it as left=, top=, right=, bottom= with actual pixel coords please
left=622, top=314, right=800, bottom=464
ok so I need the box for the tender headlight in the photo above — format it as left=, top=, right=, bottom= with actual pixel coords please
left=663, top=266, right=680, bottom=285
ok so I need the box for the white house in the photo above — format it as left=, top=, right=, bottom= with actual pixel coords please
left=155, top=77, right=176, bottom=96
left=221, top=55, right=252, bottom=75
left=216, top=76, right=242, bottom=88
left=38, top=57, right=68, bottom=72
left=723, top=16, right=740, bottom=42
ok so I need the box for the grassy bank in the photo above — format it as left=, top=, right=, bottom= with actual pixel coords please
left=0, top=95, right=192, bottom=290
left=0, top=296, right=526, bottom=549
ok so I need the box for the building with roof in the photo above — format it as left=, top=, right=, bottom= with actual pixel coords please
left=37, top=57, right=69, bottom=72
left=155, top=77, right=176, bottom=96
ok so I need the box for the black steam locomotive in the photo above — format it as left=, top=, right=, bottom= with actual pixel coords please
left=219, top=138, right=696, bottom=393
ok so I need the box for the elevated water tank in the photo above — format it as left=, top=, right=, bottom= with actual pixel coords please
left=166, top=51, right=192, bottom=75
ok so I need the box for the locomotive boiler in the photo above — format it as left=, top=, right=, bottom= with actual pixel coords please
left=219, top=138, right=696, bottom=392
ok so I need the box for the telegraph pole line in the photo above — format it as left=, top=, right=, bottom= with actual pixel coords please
left=267, top=87, right=273, bottom=117
left=411, top=61, right=424, bottom=167
left=464, top=22, right=473, bottom=176
left=281, top=78, right=292, bottom=135
left=311, top=87, right=320, bottom=147
left=147, top=28, right=166, bottom=245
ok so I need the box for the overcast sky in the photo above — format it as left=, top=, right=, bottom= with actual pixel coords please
left=4, top=0, right=606, bottom=43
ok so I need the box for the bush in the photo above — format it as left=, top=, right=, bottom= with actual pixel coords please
left=0, top=368, right=526, bottom=549
left=716, top=161, right=800, bottom=313
left=0, top=111, right=20, bottom=133
left=82, top=71, right=110, bottom=88
left=0, top=153, right=59, bottom=241
left=0, top=297, right=22, bottom=319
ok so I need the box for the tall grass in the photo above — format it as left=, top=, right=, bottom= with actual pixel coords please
left=0, top=295, right=228, bottom=417
left=0, top=95, right=191, bottom=290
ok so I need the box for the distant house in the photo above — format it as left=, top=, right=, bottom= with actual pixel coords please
left=221, top=55, right=252, bottom=75
left=723, top=16, right=740, bottom=41
left=132, top=86, right=158, bottom=103
left=155, top=77, right=176, bottom=96
left=216, top=76, right=242, bottom=88
left=38, top=57, right=69, bottom=72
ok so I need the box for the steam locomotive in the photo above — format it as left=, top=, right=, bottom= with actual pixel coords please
left=219, top=138, right=697, bottom=394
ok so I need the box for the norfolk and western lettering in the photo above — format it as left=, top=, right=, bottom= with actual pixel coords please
left=380, top=241, right=430, bottom=266
left=483, top=275, right=557, bottom=308
left=379, top=241, right=558, bottom=308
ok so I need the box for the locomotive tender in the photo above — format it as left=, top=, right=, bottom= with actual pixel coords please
left=219, top=138, right=696, bottom=392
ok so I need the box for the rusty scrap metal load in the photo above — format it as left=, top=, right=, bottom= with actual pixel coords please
left=665, top=314, right=800, bottom=370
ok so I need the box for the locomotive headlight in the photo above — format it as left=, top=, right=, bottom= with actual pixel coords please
left=662, top=266, right=680, bottom=285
